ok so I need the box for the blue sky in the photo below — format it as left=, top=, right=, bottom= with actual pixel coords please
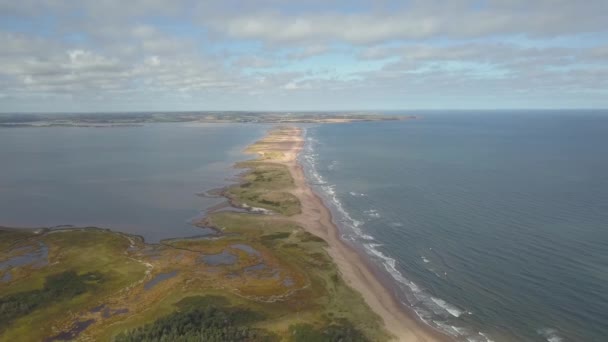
left=0, top=0, right=607, bottom=112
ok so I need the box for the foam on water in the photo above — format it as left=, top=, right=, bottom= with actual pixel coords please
left=466, top=335, right=492, bottom=342
left=349, top=191, right=367, bottom=197
left=537, top=328, right=564, bottom=342
left=364, top=209, right=381, bottom=218
left=478, top=332, right=495, bottom=342
left=431, top=297, right=465, bottom=317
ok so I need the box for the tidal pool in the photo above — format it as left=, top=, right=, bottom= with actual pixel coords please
left=144, top=271, right=179, bottom=290
left=200, top=250, right=237, bottom=266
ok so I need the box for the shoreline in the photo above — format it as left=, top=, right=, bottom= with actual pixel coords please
left=265, top=126, right=448, bottom=341
left=1, top=123, right=448, bottom=341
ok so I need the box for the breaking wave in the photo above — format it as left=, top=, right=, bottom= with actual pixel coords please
left=537, top=328, right=564, bottom=342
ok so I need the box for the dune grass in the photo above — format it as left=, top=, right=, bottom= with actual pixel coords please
left=227, top=161, right=301, bottom=216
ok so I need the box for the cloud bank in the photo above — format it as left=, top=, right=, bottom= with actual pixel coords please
left=0, top=0, right=607, bottom=111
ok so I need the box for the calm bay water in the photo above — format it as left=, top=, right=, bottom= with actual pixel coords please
left=301, top=111, right=608, bottom=342
left=0, top=123, right=266, bottom=242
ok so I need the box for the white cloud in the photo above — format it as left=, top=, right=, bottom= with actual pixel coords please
left=145, top=56, right=161, bottom=67
left=207, top=1, right=608, bottom=44
left=287, top=44, right=329, bottom=59
left=211, top=12, right=438, bottom=44
left=231, top=56, right=275, bottom=69
left=0, top=0, right=607, bottom=110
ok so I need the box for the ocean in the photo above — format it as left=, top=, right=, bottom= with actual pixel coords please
left=300, top=111, right=608, bottom=342
left=1, top=112, right=606, bottom=341
left=0, top=122, right=266, bottom=242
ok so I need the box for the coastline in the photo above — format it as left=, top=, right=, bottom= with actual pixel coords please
left=1, top=123, right=447, bottom=341
left=251, top=125, right=448, bottom=341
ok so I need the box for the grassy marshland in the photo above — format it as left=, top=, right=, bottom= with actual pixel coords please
left=0, top=127, right=387, bottom=341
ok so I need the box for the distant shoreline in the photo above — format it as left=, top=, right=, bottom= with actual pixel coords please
left=0, top=112, right=414, bottom=128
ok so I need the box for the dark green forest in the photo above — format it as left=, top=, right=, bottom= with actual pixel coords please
left=289, top=320, right=370, bottom=342
left=114, top=304, right=276, bottom=342
left=114, top=296, right=369, bottom=342
left=0, top=271, right=102, bottom=330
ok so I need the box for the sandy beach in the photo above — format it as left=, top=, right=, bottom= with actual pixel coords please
left=252, top=126, right=447, bottom=342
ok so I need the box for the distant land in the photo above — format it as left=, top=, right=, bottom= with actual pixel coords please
left=0, top=112, right=413, bottom=127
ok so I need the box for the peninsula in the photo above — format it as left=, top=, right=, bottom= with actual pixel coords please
left=0, top=125, right=440, bottom=342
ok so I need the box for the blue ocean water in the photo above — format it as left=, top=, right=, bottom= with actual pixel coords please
left=0, top=123, right=266, bottom=242
left=301, top=111, right=608, bottom=342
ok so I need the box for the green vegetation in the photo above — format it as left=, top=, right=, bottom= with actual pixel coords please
left=260, top=232, right=292, bottom=242
left=0, top=228, right=36, bottom=251
left=201, top=211, right=387, bottom=341
left=0, top=222, right=385, bottom=341
left=290, top=321, right=369, bottom=342
left=228, top=162, right=301, bottom=216
left=115, top=297, right=276, bottom=342
left=0, top=229, right=147, bottom=342
left=0, top=271, right=101, bottom=329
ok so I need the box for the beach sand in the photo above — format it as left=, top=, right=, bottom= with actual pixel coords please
left=251, top=126, right=446, bottom=342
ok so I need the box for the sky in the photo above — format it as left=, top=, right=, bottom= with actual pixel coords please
left=1, top=0, right=607, bottom=112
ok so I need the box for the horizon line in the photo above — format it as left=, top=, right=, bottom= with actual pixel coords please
left=2, top=108, right=608, bottom=115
